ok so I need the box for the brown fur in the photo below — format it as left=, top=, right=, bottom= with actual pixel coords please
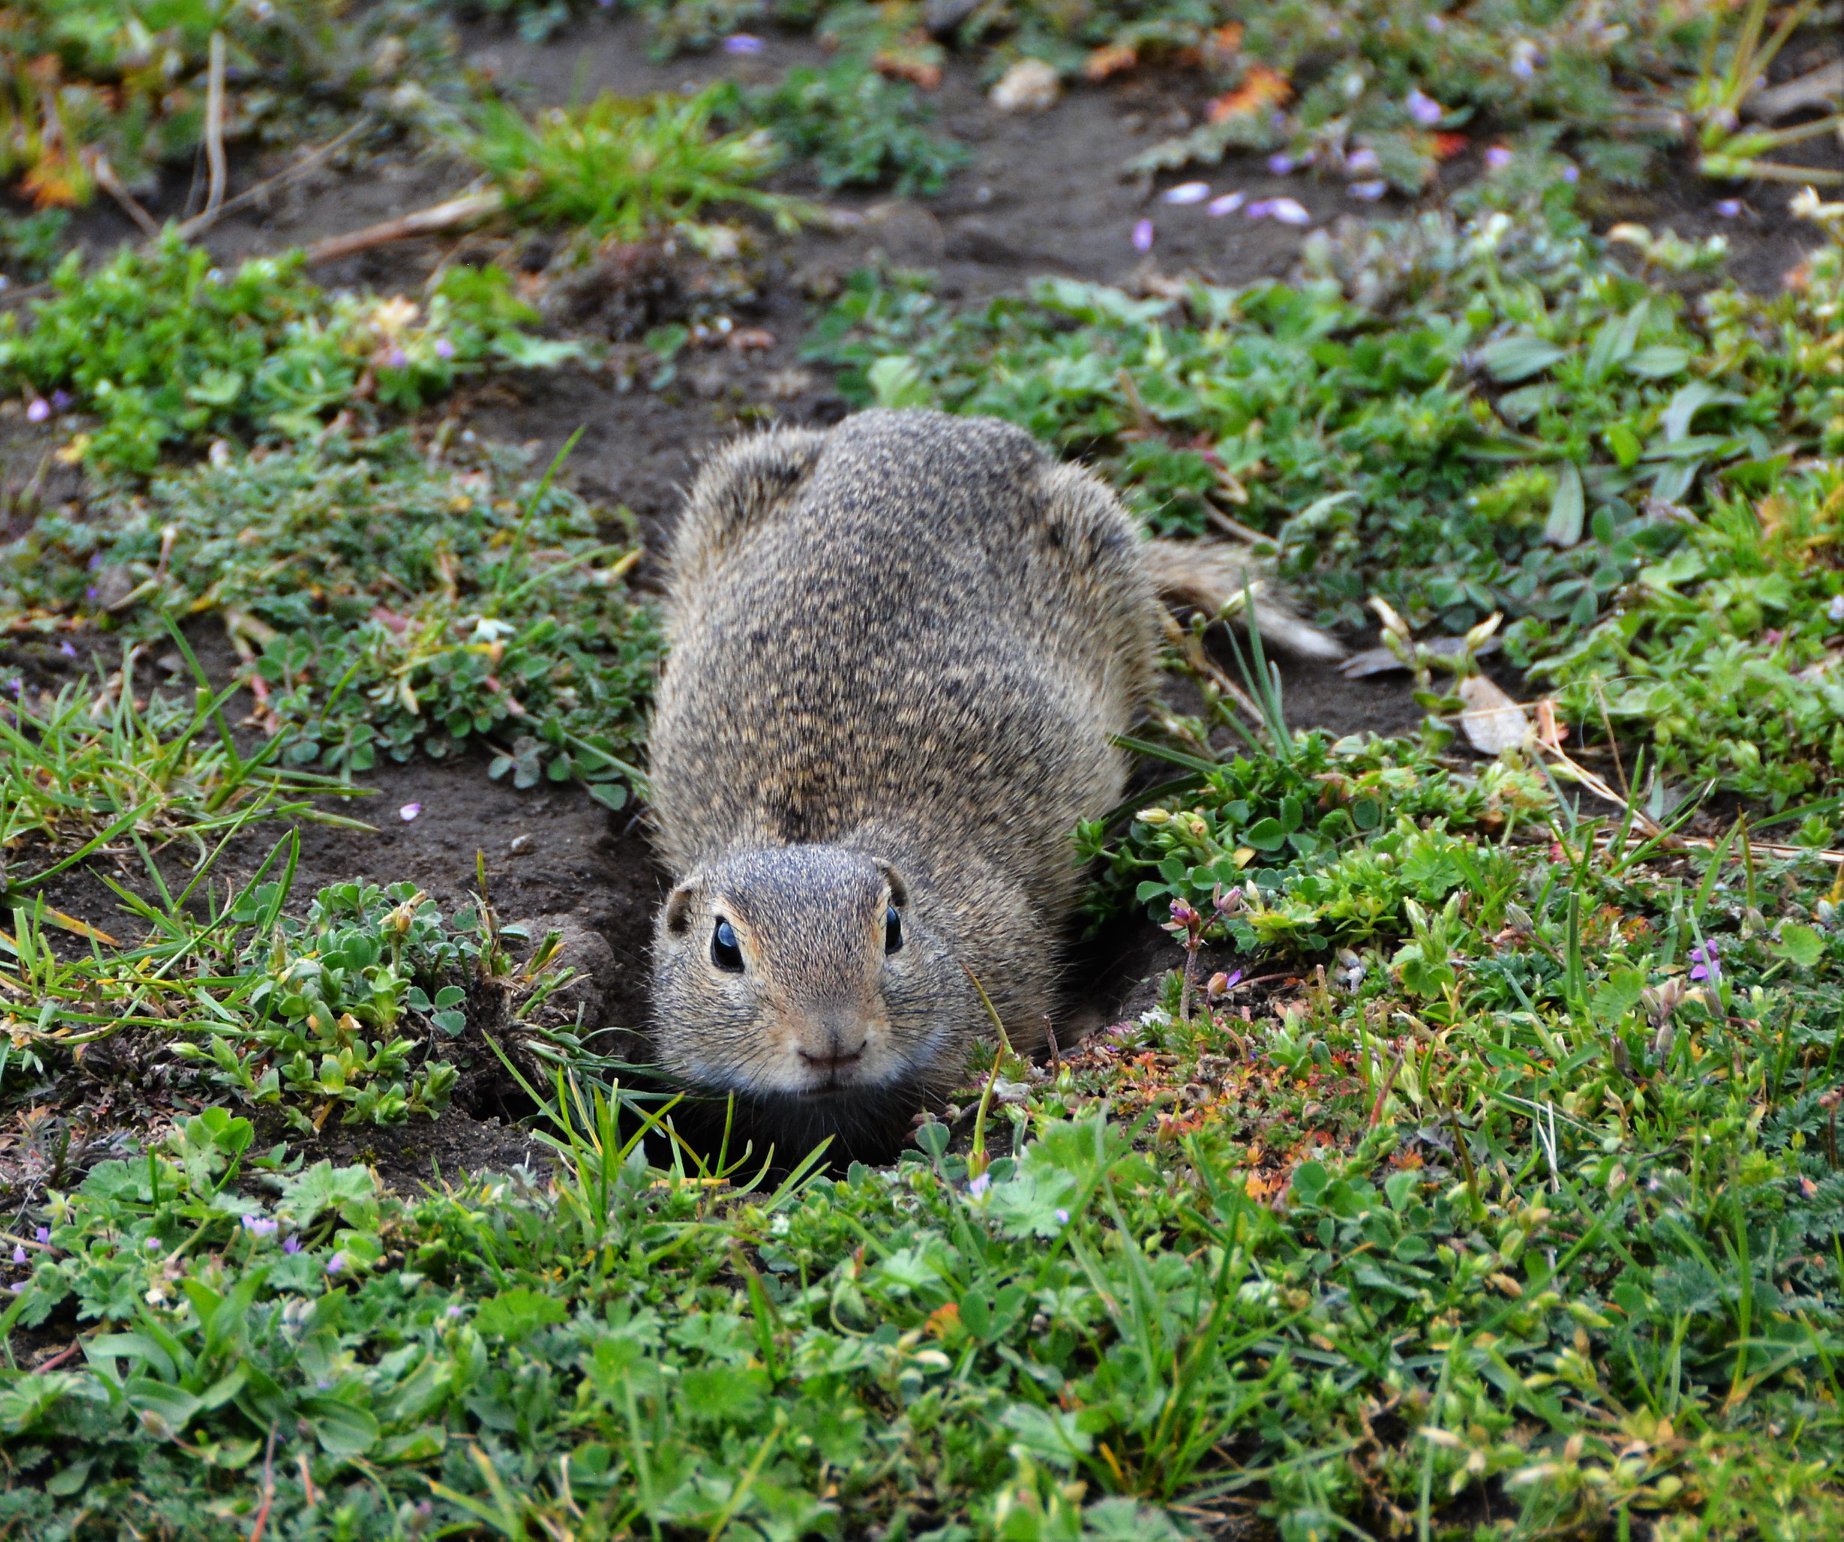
left=645, top=408, right=1326, bottom=1158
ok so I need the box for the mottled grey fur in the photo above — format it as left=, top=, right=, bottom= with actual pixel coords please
left=646, top=408, right=1323, bottom=1156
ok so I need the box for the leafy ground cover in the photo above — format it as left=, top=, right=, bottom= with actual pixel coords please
left=2, top=1, right=1843, bottom=1537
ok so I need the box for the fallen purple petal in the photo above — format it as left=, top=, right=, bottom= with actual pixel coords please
left=1131, top=218, right=1155, bottom=252
left=967, top=1171, right=991, bottom=1198
left=1350, top=180, right=1387, bottom=201
left=1249, top=197, right=1310, bottom=224
left=10, top=1246, right=25, bottom=1265
left=25, top=398, right=49, bottom=423
left=58, top=640, right=77, bottom=658
left=1485, top=146, right=1514, bottom=170
left=1406, top=87, right=1444, bottom=127
left=1267, top=153, right=1296, bottom=176
left=1562, top=165, right=1580, bottom=183
left=1161, top=181, right=1210, bottom=205
left=1345, top=147, right=1381, bottom=175
left=1206, top=191, right=1246, bottom=216
left=723, top=32, right=765, bottom=53
left=384, top=346, right=409, bottom=370
left=400, top=802, right=423, bottom=822
left=1054, top=1208, right=1070, bottom=1224
left=434, top=338, right=456, bottom=359
left=1714, top=199, right=1742, bottom=218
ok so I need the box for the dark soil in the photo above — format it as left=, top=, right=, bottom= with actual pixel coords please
left=7, top=11, right=1837, bottom=1194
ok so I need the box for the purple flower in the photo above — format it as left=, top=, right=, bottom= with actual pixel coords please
left=58, top=640, right=77, bottom=658
left=25, top=398, right=49, bottom=423
left=1267, top=152, right=1297, bottom=176
left=1688, top=943, right=1720, bottom=983
left=434, top=338, right=456, bottom=359
left=145, top=1236, right=163, bottom=1251
left=35, top=1227, right=49, bottom=1245
left=446, top=1303, right=466, bottom=1319
left=967, top=1172, right=991, bottom=1198
left=399, top=802, right=422, bottom=822
left=50, top=390, right=72, bottom=411
left=1510, top=42, right=1540, bottom=80
left=1131, top=218, right=1155, bottom=253
left=326, top=1251, right=349, bottom=1277
left=1161, top=181, right=1210, bottom=205
left=1054, top=1208, right=1070, bottom=1224
left=1406, top=88, right=1444, bottom=127
left=10, top=1246, right=25, bottom=1265
left=283, top=1236, right=302, bottom=1254
left=1206, top=191, right=1246, bottom=217
left=384, top=346, right=409, bottom=370
left=1350, top=180, right=1387, bottom=201
left=1485, top=146, right=1514, bottom=171
left=723, top=32, right=764, bottom=53
left=241, top=1215, right=279, bottom=1237
left=1561, top=165, right=1580, bottom=184
left=1345, top=147, right=1381, bottom=175
left=1714, top=199, right=1742, bottom=218
left=1169, top=898, right=1201, bottom=928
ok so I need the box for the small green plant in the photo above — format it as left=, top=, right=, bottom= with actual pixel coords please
left=0, top=231, right=571, bottom=474
left=173, top=879, right=495, bottom=1127
left=467, top=85, right=810, bottom=242
left=755, top=58, right=968, bottom=195
left=2, top=431, right=661, bottom=797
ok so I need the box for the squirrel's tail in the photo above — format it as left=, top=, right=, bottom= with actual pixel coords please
left=1142, top=538, right=1345, bottom=662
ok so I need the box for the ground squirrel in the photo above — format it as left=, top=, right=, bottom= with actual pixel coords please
left=647, top=408, right=1337, bottom=1162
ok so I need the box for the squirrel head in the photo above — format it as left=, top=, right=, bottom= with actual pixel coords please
left=650, top=845, right=973, bottom=1104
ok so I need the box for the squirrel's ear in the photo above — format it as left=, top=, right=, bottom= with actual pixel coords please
left=872, top=860, right=909, bottom=908
left=662, top=881, right=698, bottom=937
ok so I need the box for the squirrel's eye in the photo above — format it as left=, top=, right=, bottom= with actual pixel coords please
left=711, top=918, right=744, bottom=972
left=884, top=904, right=903, bottom=955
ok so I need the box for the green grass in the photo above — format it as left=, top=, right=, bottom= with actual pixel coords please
left=3, top=786, right=1842, bottom=1535
left=0, top=233, right=573, bottom=476
left=3, top=4, right=1844, bottom=1536
left=2, top=430, right=662, bottom=799
left=0, top=660, right=356, bottom=894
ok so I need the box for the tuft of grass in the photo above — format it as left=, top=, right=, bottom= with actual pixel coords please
left=467, top=85, right=812, bottom=242
left=2, top=431, right=662, bottom=799
left=0, top=232, right=572, bottom=475
left=0, top=656, right=358, bottom=893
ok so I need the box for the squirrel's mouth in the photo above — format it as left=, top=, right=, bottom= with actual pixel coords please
left=663, top=1078, right=930, bottom=1171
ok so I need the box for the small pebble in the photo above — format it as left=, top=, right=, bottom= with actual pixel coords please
left=509, top=834, right=534, bottom=855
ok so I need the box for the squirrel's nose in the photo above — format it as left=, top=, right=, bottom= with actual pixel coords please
left=798, top=1039, right=866, bottom=1071
left=798, top=1017, right=867, bottom=1071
